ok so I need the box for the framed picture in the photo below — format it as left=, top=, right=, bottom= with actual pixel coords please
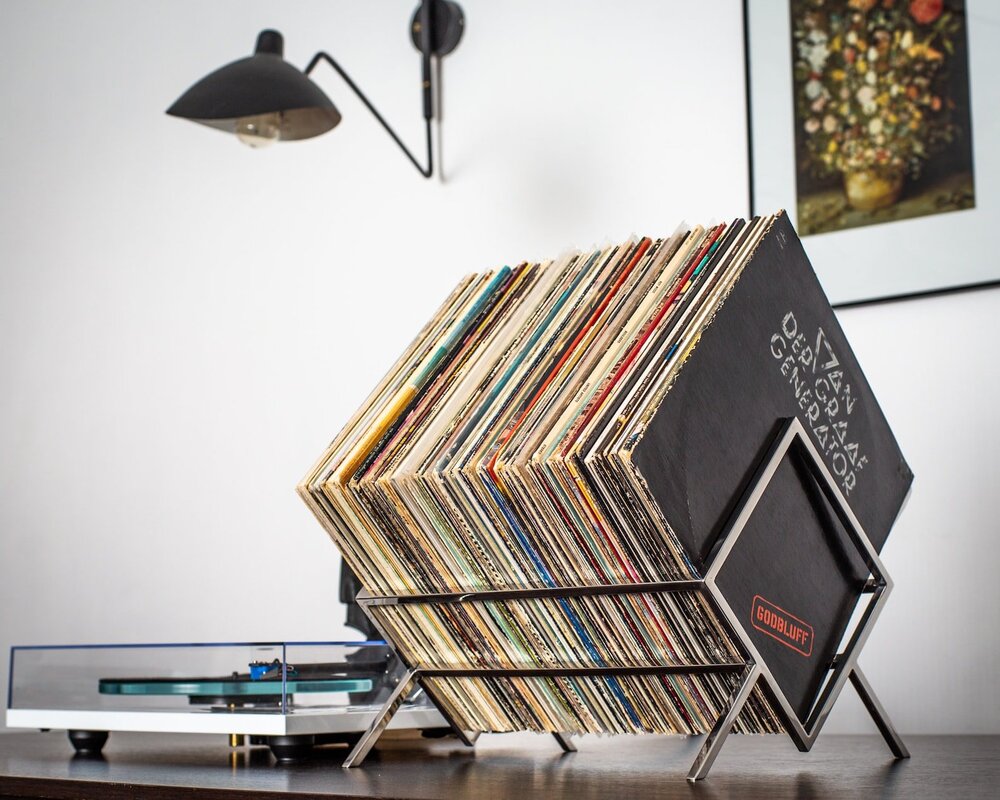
left=745, top=0, right=998, bottom=306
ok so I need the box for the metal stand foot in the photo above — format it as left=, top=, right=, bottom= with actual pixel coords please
left=850, top=666, right=909, bottom=759
left=552, top=732, right=576, bottom=752
left=687, top=665, right=761, bottom=781
left=453, top=727, right=481, bottom=747
left=343, top=667, right=482, bottom=767
left=343, top=668, right=420, bottom=768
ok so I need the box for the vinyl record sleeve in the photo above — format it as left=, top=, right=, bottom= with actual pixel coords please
left=628, top=212, right=912, bottom=722
left=630, top=212, right=912, bottom=570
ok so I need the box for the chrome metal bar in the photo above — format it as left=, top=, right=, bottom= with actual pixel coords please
left=552, top=732, right=577, bottom=753
left=357, top=580, right=706, bottom=607
left=702, top=421, right=800, bottom=584
left=461, top=729, right=482, bottom=746
left=342, top=668, right=419, bottom=768
left=850, top=666, right=910, bottom=759
left=802, top=585, right=885, bottom=737
left=754, top=670, right=811, bottom=752
left=687, top=664, right=761, bottom=781
left=420, top=664, right=747, bottom=678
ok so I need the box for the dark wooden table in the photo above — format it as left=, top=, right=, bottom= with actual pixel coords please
left=0, top=730, right=997, bottom=799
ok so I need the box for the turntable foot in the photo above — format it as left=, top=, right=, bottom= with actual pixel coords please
left=68, top=730, right=109, bottom=755
left=267, top=734, right=315, bottom=762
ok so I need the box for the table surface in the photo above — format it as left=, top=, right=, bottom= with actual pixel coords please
left=0, top=730, right=997, bottom=800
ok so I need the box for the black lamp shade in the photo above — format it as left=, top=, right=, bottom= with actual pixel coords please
left=166, top=30, right=341, bottom=141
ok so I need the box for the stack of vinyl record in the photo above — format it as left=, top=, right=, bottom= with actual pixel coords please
left=299, top=211, right=912, bottom=736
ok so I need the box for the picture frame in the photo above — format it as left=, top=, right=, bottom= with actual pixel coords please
left=744, top=0, right=999, bottom=307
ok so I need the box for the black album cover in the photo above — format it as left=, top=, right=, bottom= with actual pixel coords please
left=631, top=212, right=912, bottom=719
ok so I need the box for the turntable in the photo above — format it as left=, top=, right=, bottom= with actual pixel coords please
left=5, top=640, right=448, bottom=761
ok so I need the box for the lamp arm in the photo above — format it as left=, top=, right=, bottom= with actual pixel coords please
left=304, top=51, right=433, bottom=178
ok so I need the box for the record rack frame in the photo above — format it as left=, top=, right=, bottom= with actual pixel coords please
left=340, top=418, right=910, bottom=780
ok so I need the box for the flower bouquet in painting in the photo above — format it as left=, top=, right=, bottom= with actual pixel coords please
left=791, top=0, right=975, bottom=235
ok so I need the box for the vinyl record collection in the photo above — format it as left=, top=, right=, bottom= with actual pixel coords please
left=299, top=211, right=884, bottom=737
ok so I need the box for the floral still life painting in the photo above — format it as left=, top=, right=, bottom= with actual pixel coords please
left=791, top=0, right=975, bottom=236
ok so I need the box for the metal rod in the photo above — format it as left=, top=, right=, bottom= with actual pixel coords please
left=849, top=666, right=910, bottom=759
left=803, top=586, right=884, bottom=735
left=358, top=580, right=707, bottom=606
left=419, top=0, right=433, bottom=120
left=754, top=670, right=811, bottom=753
left=687, top=664, right=761, bottom=781
left=458, top=728, right=482, bottom=747
left=343, top=668, right=420, bottom=768
left=434, top=54, right=444, bottom=183
left=420, top=664, right=747, bottom=678
left=304, top=52, right=433, bottom=178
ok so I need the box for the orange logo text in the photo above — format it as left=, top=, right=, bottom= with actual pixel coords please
left=751, top=595, right=814, bottom=657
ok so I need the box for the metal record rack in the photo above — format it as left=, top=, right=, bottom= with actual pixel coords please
left=341, top=418, right=909, bottom=781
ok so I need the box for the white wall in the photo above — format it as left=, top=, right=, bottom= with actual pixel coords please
left=0, top=0, right=996, bottom=735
